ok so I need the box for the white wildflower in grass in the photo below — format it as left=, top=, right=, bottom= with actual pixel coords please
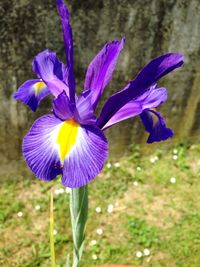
left=170, top=177, right=176, bottom=183
left=106, top=173, right=111, bottom=178
left=53, top=229, right=57, bottom=235
left=92, top=254, right=98, bottom=260
left=59, top=188, right=64, bottom=194
left=114, top=162, right=120, bottom=167
left=90, top=240, right=97, bottom=246
left=172, top=155, right=178, bottom=160
left=65, top=187, right=71, bottom=194
left=173, top=149, right=178, bottom=154
left=114, top=201, right=119, bottom=207
left=96, top=228, right=103, bottom=235
left=133, top=181, right=138, bottom=186
left=106, top=162, right=112, bottom=168
left=136, top=166, right=141, bottom=171
left=150, top=156, right=159, bottom=163
left=17, top=211, right=23, bottom=217
left=143, top=248, right=151, bottom=256
left=136, top=251, right=143, bottom=258
left=95, top=207, right=101, bottom=213
left=35, top=205, right=41, bottom=211
left=154, top=155, right=159, bottom=161
left=150, top=157, right=156, bottom=163
left=107, top=204, right=114, bottom=213
left=54, top=189, right=60, bottom=195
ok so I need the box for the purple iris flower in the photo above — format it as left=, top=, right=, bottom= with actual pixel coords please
left=13, top=0, right=184, bottom=188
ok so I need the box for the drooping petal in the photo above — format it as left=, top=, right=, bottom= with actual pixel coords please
left=56, top=0, right=75, bottom=103
left=62, top=125, right=108, bottom=188
left=140, top=110, right=154, bottom=133
left=23, top=115, right=64, bottom=181
left=74, top=90, right=96, bottom=125
left=23, top=114, right=108, bottom=188
left=140, top=110, right=174, bottom=143
left=13, top=79, right=50, bottom=111
left=53, top=91, right=75, bottom=121
left=101, top=85, right=167, bottom=130
left=98, top=53, right=184, bottom=129
left=84, top=37, right=125, bottom=109
left=32, top=49, right=69, bottom=97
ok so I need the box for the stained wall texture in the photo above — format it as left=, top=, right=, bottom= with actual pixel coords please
left=0, top=0, right=200, bottom=173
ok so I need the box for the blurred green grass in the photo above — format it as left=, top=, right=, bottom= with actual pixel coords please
left=0, top=143, right=200, bottom=267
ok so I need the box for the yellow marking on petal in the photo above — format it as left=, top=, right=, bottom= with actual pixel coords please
left=35, top=81, right=46, bottom=95
left=57, top=119, right=79, bottom=162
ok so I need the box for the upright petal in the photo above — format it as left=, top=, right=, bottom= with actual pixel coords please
left=32, top=49, right=69, bottom=97
left=84, top=37, right=125, bottom=109
left=101, top=86, right=167, bottom=130
left=53, top=91, right=74, bottom=121
left=56, top=0, right=75, bottom=103
left=74, top=90, right=96, bottom=125
left=98, top=53, right=184, bottom=129
left=140, top=110, right=174, bottom=143
left=62, top=125, right=108, bottom=188
left=13, top=79, right=50, bottom=111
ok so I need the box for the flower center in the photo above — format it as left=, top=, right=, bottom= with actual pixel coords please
left=57, top=118, right=79, bottom=162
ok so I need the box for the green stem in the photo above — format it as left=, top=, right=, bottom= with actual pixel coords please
left=70, top=185, right=88, bottom=267
left=50, top=188, right=56, bottom=267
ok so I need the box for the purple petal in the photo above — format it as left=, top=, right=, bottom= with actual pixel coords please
left=23, top=115, right=63, bottom=181
left=84, top=37, right=125, bottom=109
left=140, top=110, right=174, bottom=143
left=62, top=125, right=108, bottom=188
left=74, top=90, right=96, bottom=125
left=23, top=114, right=108, bottom=187
left=13, top=79, right=50, bottom=111
left=98, top=53, right=184, bottom=129
left=53, top=91, right=74, bottom=121
left=101, top=102, right=142, bottom=130
left=32, top=49, right=69, bottom=97
left=101, top=85, right=168, bottom=130
left=56, top=0, right=75, bottom=103
left=140, top=110, right=154, bottom=133
left=141, top=86, right=167, bottom=109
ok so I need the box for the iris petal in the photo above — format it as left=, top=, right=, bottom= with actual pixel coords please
left=23, top=115, right=63, bottom=181
left=75, top=90, right=97, bottom=125
left=62, top=125, right=108, bottom=188
left=13, top=79, right=50, bottom=111
left=101, top=86, right=167, bottom=130
left=84, top=37, right=125, bottom=109
left=23, top=115, right=108, bottom=188
left=32, top=49, right=69, bottom=97
left=56, top=0, right=76, bottom=102
left=57, top=119, right=79, bottom=162
left=53, top=91, right=74, bottom=121
left=98, top=53, right=184, bottom=129
left=140, top=110, right=174, bottom=143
